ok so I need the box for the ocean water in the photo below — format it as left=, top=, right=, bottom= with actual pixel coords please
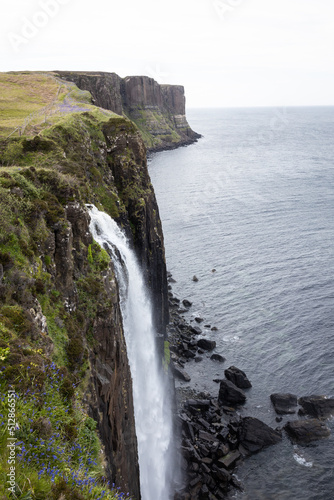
left=148, top=107, right=334, bottom=500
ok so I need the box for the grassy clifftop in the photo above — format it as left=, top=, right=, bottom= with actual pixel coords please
left=0, top=72, right=161, bottom=499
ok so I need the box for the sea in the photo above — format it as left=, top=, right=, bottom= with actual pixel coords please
left=148, top=107, right=334, bottom=500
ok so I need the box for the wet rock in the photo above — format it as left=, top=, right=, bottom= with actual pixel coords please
left=218, top=380, right=246, bottom=406
left=238, top=417, right=282, bottom=455
left=192, top=275, right=199, bottom=282
left=270, top=393, right=297, bottom=414
left=211, top=326, right=218, bottom=331
left=285, top=419, right=331, bottom=444
left=298, top=395, right=334, bottom=419
left=197, top=339, right=216, bottom=351
left=172, top=364, right=191, bottom=382
left=190, top=325, right=202, bottom=335
left=198, top=430, right=219, bottom=444
left=183, top=350, right=197, bottom=359
left=224, top=366, right=252, bottom=389
left=185, top=399, right=211, bottom=411
left=195, top=356, right=203, bottom=363
left=183, top=299, right=192, bottom=308
left=231, top=475, right=244, bottom=491
left=195, top=317, right=204, bottom=323
left=211, top=354, right=225, bottom=363
left=217, top=450, right=241, bottom=469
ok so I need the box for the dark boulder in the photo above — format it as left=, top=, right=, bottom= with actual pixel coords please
left=217, top=450, right=241, bottom=469
left=218, top=380, right=246, bottom=406
left=298, top=395, right=334, bottom=419
left=197, top=339, right=216, bottom=351
left=190, top=325, right=202, bottom=335
left=224, top=366, right=252, bottom=389
left=195, top=317, right=204, bottom=323
left=270, top=393, right=297, bottom=414
left=172, top=364, right=191, bottom=382
left=211, top=354, right=225, bottom=363
left=182, top=299, right=192, bottom=308
left=285, top=419, right=331, bottom=444
left=185, top=399, right=211, bottom=411
left=238, top=417, right=282, bottom=455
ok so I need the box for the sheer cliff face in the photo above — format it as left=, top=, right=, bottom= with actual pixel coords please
left=0, top=99, right=169, bottom=498
left=59, top=203, right=141, bottom=499
left=55, top=70, right=201, bottom=152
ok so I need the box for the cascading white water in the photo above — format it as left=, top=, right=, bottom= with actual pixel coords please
left=87, top=205, right=173, bottom=500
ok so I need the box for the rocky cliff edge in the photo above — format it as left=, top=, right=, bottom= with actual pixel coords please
left=55, top=71, right=201, bottom=152
left=0, top=72, right=170, bottom=499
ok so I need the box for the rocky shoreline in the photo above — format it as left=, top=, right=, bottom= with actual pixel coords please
left=166, top=272, right=334, bottom=499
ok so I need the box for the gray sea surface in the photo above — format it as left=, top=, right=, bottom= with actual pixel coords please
left=148, top=107, right=334, bottom=500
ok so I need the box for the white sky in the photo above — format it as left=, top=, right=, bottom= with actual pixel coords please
left=1, top=0, right=334, bottom=108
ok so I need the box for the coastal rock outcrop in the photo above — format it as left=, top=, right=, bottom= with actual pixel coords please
left=55, top=70, right=201, bottom=152
left=285, top=419, right=331, bottom=444
left=298, top=395, right=334, bottom=419
left=270, top=393, right=298, bottom=414
left=238, top=417, right=282, bottom=455
left=225, top=366, right=252, bottom=389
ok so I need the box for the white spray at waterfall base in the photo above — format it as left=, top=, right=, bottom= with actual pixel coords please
left=88, top=205, right=174, bottom=500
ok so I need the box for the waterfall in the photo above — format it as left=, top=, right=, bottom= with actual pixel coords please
left=87, top=205, right=173, bottom=500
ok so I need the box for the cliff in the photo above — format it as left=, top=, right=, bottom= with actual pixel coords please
left=55, top=71, right=201, bottom=152
left=0, top=72, right=170, bottom=499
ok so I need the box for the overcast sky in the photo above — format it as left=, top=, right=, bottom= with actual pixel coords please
left=1, top=0, right=334, bottom=108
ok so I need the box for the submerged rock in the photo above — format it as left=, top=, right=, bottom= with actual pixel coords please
left=189, top=325, right=202, bottom=335
left=225, top=366, right=252, bottom=389
left=298, top=395, right=334, bottom=419
left=238, top=417, right=282, bottom=455
left=211, top=354, right=225, bottom=363
left=218, top=380, right=246, bottom=406
left=285, top=419, right=331, bottom=444
left=270, top=393, right=298, bottom=414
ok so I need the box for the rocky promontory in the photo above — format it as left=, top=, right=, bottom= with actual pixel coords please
left=55, top=71, right=201, bottom=152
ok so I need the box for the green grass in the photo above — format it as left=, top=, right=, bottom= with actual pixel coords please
left=0, top=363, right=131, bottom=500
left=0, top=72, right=117, bottom=140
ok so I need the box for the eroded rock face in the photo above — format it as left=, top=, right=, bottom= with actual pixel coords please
left=52, top=203, right=141, bottom=498
left=102, top=119, right=169, bottom=333
left=55, top=71, right=201, bottom=152
left=55, top=71, right=123, bottom=115
left=87, top=263, right=140, bottom=499
left=218, top=380, right=246, bottom=406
